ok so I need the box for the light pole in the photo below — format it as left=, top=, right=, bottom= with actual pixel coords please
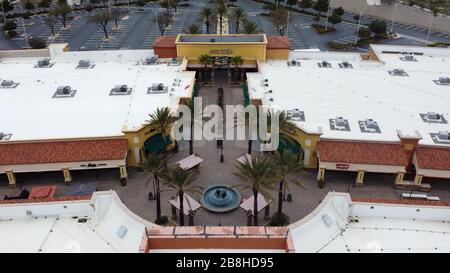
left=285, top=11, right=289, bottom=38
left=325, top=0, right=333, bottom=31
left=390, top=1, right=398, bottom=33
left=426, top=13, right=434, bottom=42
left=354, top=11, right=363, bottom=45
left=1, top=0, right=7, bottom=22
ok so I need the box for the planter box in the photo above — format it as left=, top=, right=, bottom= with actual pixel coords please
left=312, top=24, right=336, bottom=34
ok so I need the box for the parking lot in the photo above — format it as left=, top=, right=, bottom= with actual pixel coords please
left=2, top=0, right=450, bottom=52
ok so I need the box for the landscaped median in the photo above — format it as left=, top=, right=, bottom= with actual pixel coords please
left=311, top=23, right=336, bottom=34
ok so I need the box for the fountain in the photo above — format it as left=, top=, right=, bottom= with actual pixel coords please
left=200, top=184, right=241, bottom=213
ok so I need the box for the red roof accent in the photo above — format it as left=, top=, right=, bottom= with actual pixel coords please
left=152, top=36, right=177, bottom=48
left=0, top=138, right=127, bottom=165
left=0, top=195, right=92, bottom=205
left=318, top=140, right=408, bottom=166
left=415, top=146, right=450, bottom=171
left=266, top=36, right=291, bottom=49
left=352, top=197, right=448, bottom=207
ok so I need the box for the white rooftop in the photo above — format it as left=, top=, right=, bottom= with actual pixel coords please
left=0, top=191, right=151, bottom=253
left=248, top=44, right=450, bottom=146
left=290, top=192, right=450, bottom=253
left=0, top=44, right=195, bottom=141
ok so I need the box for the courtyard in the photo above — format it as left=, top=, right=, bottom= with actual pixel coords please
left=1, top=72, right=449, bottom=227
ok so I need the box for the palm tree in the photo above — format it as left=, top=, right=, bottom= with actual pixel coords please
left=270, top=150, right=304, bottom=225
left=198, top=7, right=215, bottom=34
left=242, top=19, right=259, bottom=34
left=198, top=54, right=213, bottom=83
left=229, top=7, right=247, bottom=34
left=184, top=23, right=201, bottom=34
left=234, top=154, right=278, bottom=226
left=142, top=153, right=169, bottom=223
left=180, top=98, right=204, bottom=155
left=230, top=55, right=244, bottom=82
left=145, top=107, right=176, bottom=154
left=214, top=0, right=228, bottom=35
left=160, top=166, right=201, bottom=226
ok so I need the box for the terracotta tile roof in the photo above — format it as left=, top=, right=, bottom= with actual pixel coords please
left=318, top=140, right=408, bottom=166
left=266, top=36, right=291, bottom=49
left=0, top=138, right=127, bottom=165
left=415, top=146, right=450, bottom=171
left=0, top=195, right=92, bottom=205
left=152, top=36, right=177, bottom=48
left=352, top=197, right=448, bottom=207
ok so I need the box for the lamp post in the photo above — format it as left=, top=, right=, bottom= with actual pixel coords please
left=426, top=13, right=434, bottom=42
left=390, top=1, right=398, bottom=33
left=354, top=11, right=363, bottom=45
left=325, top=0, right=333, bottom=31
left=1, top=1, right=6, bottom=22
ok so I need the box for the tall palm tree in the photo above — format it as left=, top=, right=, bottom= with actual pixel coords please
left=180, top=98, right=204, bottom=155
left=230, top=55, right=244, bottom=82
left=229, top=7, right=247, bottom=34
left=198, top=54, right=213, bottom=83
left=184, top=23, right=201, bottom=34
left=234, top=154, right=278, bottom=226
left=142, top=153, right=169, bottom=223
left=198, top=7, right=215, bottom=34
left=214, top=0, right=228, bottom=34
left=270, top=150, right=304, bottom=225
left=160, top=166, right=201, bottom=226
left=242, top=19, right=259, bottom=34
left=145, top=107, right=176, bottom=154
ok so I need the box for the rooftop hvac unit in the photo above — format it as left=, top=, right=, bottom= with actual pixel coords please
left=364, top=119, right=377, bottom=129
left=37, top=58, right=50, bottom=67
left=341, top=61, right=350, bottom=68
left=426, top=112, right=440, bottom=120
left=113, top=84, right=128, bottom=93
left=1, top=80, right=14, bottom=87
left=393, top=69, right=405, bottom=75
left=438, top=131, right=450, bottom=140
left=322, top=61, right=329, bottom=66
left=57, top=86, right=71, bottom=95
left=152, top=83, right=164, bottom=91
left=78, top=60, right=91, bottom=68
left=145, top=56, right=158, bottom=65
left=403, top=55, right=415, bottom=61
left=439, top=77, right=450, bottom=84
left=264, top=79, right=268, bottom=82
left=335, top=117, right=346, bottom=127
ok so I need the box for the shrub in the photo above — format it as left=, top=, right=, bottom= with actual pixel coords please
left=136, top=0, right=147, bottom=6
left=3, top=20, right=17, bottom=31
left=154, top=215, right=169, bottom=225
left=312, top=23, right=335, bottom=34
left=6, top=30, right=18, bottom=38
left=267, top=212, right=290, bottom=226
left=357, top=26, right=370, bottom=39
left=28, top=37, right=47, bottom=49
left=313, top=14, right=320, bottom=21
left=327, top=41, right=352, bottom=50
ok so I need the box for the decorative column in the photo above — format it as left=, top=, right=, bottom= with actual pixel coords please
left=395, top=172, right=405, bottom=185
left=63, top=168, right=72, bottom=184
left=119, top=165, right=128, bottom=186
left=6, top=171, right=16, bottom=188
left=414, top=174, right=423, bottom=185
left=355, top=170, right=365, bottom=187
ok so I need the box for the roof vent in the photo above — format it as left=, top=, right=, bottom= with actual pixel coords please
left=400, top=55, right=417, bottom=62
left=110, top=84, right=132, bottom=96
left=53, top=86, right=76, bottom=98
left=339, top=61, right=352, bottom=69
left=430, top=131, right=450, bottom=144
left=0, top=132, right=11, bottom=141
left=0, top=80, right=19, bottom=88
left=389, top=69, right=408, bottom=76
left=76, top=60, right=94, bottom=69
left=359, top=119, right=381, bottom=133
left=36, top=58, right=53, bottom=68
left=420, top=112, right=447, bottom=124
left=330, top=117, right=350, bottom=131
left=287, top=109, right=305, bottom=122
left=438, top=131, right=450, bottom=140
left=147, top=83, right=168, bottom=94
left=318, top=61, right=331, bottom=68
left=145, top=56, right=159, bottom=65
left=288, top=59, right=301, bottom=66
left=434, top=77, right=450, bottom=86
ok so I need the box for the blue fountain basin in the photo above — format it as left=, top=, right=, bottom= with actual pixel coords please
left=200, top=185, right=241, bottom=213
